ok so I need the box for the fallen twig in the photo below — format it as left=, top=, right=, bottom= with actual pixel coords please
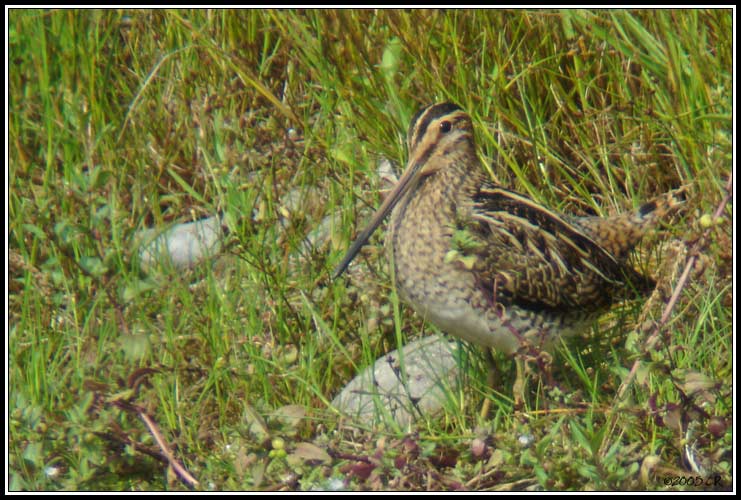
left=112, top=399, right=200, bottom=488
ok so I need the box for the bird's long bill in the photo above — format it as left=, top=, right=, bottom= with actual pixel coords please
left=332, top=160, right=424, bottom=279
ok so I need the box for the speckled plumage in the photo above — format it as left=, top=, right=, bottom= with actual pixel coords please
left=334, top=102, right=686, bottom=357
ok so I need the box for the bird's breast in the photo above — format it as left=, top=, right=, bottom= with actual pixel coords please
left=386, top=189, right=501, bottom=340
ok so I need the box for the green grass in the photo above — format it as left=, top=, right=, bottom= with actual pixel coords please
left=8, top=8, right=732, bottom=491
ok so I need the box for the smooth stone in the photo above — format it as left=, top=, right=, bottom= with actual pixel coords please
left=331, top=335, right=463, bottom=427
left=137, top=215, right=224, bottom=272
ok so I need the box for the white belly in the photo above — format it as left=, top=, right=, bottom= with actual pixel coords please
left=409, top=299, right=522, bottom=355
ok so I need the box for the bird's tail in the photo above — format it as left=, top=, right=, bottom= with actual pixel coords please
left=573, top=186, right=688, bottom=260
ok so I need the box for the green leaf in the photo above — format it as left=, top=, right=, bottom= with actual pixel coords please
left=79, top=256, right=107, bottom=277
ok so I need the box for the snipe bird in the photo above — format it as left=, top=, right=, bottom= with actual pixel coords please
left=333, top=102, right=685, bottom=400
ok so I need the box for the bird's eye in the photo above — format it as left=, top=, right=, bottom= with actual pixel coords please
left=440, top=121, right=452, bottom=133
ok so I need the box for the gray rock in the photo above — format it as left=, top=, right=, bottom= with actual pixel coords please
left=137, top=215, right=224, bottom=272
left=331, top=335, right=463, bottom=427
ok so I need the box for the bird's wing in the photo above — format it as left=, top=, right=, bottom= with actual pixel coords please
left=452, top=185, right=653, bottom=312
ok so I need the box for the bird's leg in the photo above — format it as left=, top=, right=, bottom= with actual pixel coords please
left=512, top=353, right=527, bottom=412
left=479, top=348, right=498, bottom=419
left=512, top=339, right=552, bottom=412
left=536, top=349, right=554, bottom=388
